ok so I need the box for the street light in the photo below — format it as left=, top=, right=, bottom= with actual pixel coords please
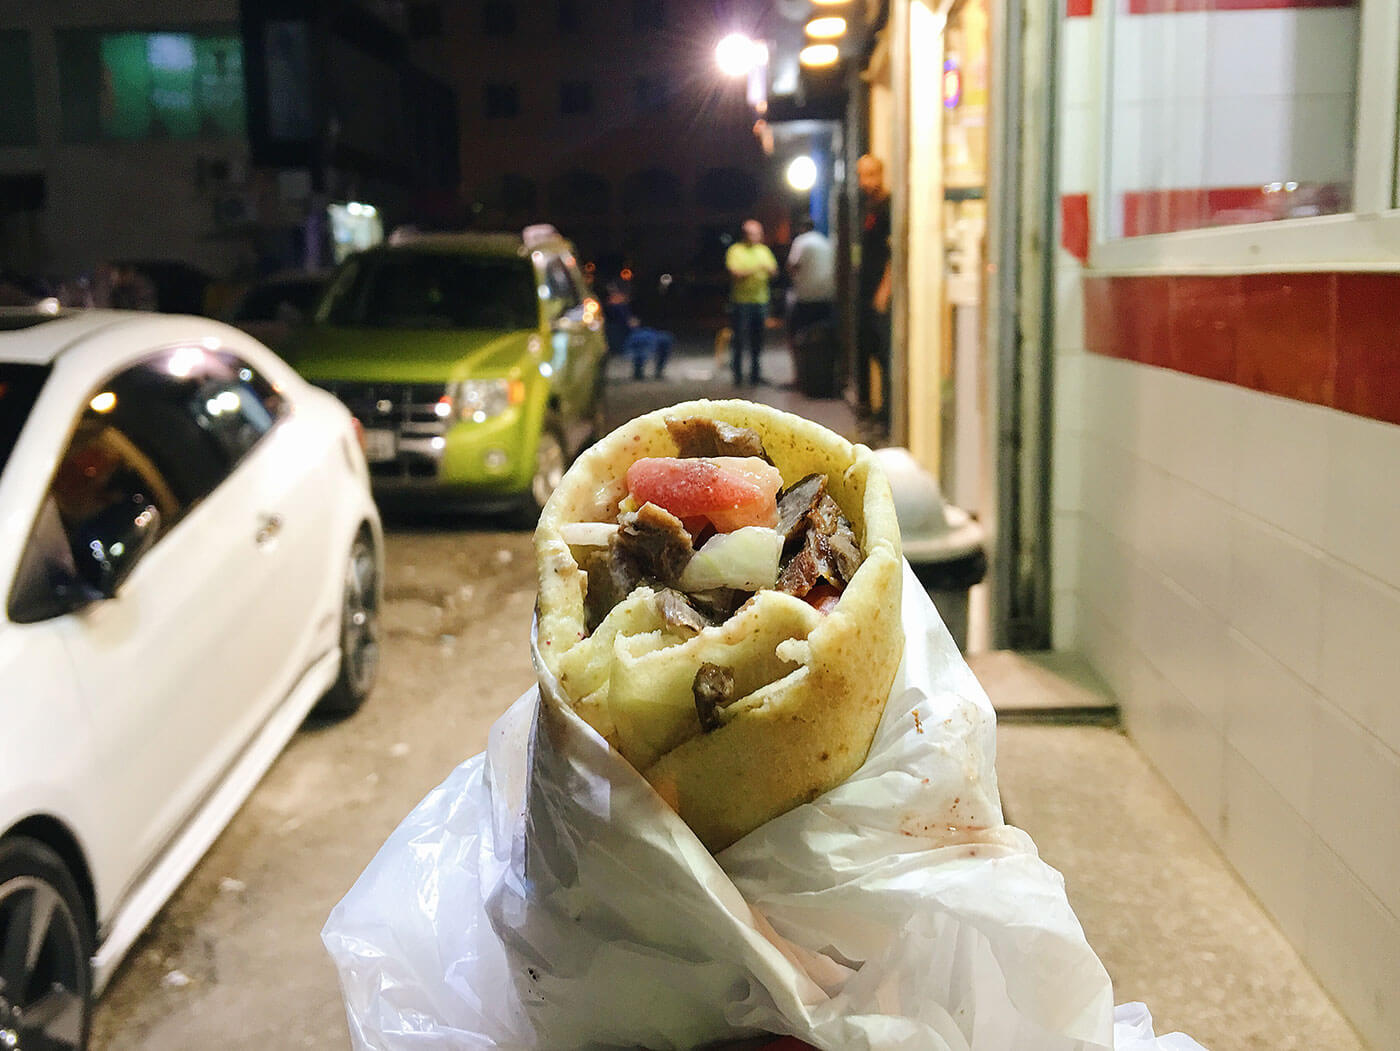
left=716, top=33, right=763, bottom=77
left=786, top=155, right=818, bottom=192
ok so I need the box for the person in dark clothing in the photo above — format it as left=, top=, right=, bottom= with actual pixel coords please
left=856, top=154, right=893, bottom=426
left=603, top=280, right=672, bottom=380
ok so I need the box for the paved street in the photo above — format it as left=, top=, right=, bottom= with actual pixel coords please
left=91, top=342, right=1364, bottom=1050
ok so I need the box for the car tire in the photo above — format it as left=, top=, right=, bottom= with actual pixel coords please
left=0, top=836, right=93, bottom=1051
left=314, top=529, right=381, bottom=718
left=516, top=422, right=568, bottom=528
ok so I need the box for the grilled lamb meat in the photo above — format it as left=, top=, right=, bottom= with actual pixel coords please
left=693, top=662, right=737, bottom=731
left=617, top=502, right=694, bottom=582
left=655, top=588, right=710, bottom=635
left=665, top=417, right=770, bottom=460
left=775, top=473, right=827, bottom=545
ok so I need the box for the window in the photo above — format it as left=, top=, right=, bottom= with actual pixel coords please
left=633, top=0, right=665, bottom=31
left=484, top=82, right=520, bottom=119
left=558, top=0, right=583, bottom=32
left=0, top=363, right=49, bottom=474
left=634, top=76, right=670, bottom=112
left=0, top=31, right=38, bottom=146
left=319, top=252, right=539, bottom=330
left=57, top=29, right=244, bottom=142
left=483, top=1, right=517, bottom=35
left=559, top=80, right=592, bottom=115
left=1103, top=1, right=1358, bottom=239
left=1093, top=0, right=1399, bottom=270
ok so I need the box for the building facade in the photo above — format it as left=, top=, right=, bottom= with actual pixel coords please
left=866, top=0, right=1400, bottom=1044
left=436, top=0, right=781, bottom=321
left=0, top=0, right=455, bottom=296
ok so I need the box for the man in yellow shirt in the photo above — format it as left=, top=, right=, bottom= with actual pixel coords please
left=724, top=218, right=778, bottom=386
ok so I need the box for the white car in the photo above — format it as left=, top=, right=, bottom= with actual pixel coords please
left=0, top=308, right=383, bottom=1049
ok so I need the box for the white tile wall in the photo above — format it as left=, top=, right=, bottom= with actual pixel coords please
left=1304, top=844, right=1400, bottom=1048
left=1233, top=392, right=1330, bottom=548
left=1227, top=512, right=1325, bottom=687
left=1067, top=354, right=1400, bottom=1048
left=1326, top=410, right=1400, bottom=592
left=1221, top=744, right=1311, bottom=944
left=1318, top=560, right=1400, bottom=755
left=1310, top=701, right=1400, bottom=920
left=1224, top=629, right=1318, bottom=815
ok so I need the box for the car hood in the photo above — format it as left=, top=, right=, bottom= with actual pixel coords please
left=282, top=326, right=536, bottom=382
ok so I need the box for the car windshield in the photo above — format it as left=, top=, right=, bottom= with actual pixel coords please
left=0, top=363, right=49, bottom=477
left=318, top=251, right=538, bottom=330
left=234, top=277, right=327, bottom=321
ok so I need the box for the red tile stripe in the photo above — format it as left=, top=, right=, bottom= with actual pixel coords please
left=1066, top=0, right=1094, bottom=17
left=1083, top=273, right=1400, bottom=426
left=1061, top=194, right=1090, bottom=263
left=1127, top=0, right=1353, bottom=11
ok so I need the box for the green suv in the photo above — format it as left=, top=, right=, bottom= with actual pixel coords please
left=281, top=226, right=607, bottom=515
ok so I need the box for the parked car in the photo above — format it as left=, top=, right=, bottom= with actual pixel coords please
left=0, top=307, right=382, bottom=1049
left=279, top=225, right=607, bottom=518
left=226, top=269, right=331, bottom=350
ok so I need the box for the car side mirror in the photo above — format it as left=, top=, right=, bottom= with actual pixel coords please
left=72, top=501, right=161, bottom=599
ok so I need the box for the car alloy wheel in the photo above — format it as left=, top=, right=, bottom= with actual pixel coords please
left=315, top=530, right=381, bottom=717
left=341, top=535, right=380, bottom=698
left=531, top=429, right=567, bottom=511
left=0, top=841, right=90, bottom=1051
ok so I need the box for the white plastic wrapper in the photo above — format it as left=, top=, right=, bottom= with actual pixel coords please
left=324, top=562, right=1206, bottom=1050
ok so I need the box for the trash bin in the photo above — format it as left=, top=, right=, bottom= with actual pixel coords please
left=792, top=320, right=840, bottom=398
left=873, top=447, right=987, bottom=651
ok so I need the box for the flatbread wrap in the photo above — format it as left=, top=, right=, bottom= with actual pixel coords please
left=534, top=399, right=903, bottom=851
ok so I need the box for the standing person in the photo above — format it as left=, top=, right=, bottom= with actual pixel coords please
left=785, top=215, right=835, bottom=341
left=724, top=218, right=778, bottom=386
left=856, top=154, right=893, bottom=426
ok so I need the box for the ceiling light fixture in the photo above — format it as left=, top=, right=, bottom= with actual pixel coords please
left=806, top=16, right=847, bottom=38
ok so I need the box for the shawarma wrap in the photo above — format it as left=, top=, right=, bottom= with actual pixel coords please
left=534, top=399, right=903, bottom=851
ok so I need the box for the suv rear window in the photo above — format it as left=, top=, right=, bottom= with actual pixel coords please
left=0, top=363, right=49, bottom=476
left=319, top=251, right=538, bottom=331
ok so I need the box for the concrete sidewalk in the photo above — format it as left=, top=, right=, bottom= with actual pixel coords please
left=601, top=337, right=1368, bottom=1051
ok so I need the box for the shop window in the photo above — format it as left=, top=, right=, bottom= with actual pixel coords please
left=559, top=80, right=593, bottom=115
left=1103, top=2, right=1358, bottom=238
left=57, top=29, right=245, bottom=142
left=633, top=0, right=665, bottom=32
left=0, top=31, right=38, bottom=146
left=484, top=82, right=520, bottom=119
left=482, top=1, right=517, bottom=36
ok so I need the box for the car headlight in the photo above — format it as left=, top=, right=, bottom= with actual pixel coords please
left=447, top=378, right=526, bottom=422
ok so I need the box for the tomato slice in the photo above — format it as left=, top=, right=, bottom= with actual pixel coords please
left=625, top=456, right=781, bottom=531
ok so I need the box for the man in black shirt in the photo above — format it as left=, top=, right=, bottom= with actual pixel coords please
left=856, top=154, right=893, bottom=429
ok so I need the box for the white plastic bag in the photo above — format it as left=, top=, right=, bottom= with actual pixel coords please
left=323, top=562, right=1199, bottom=1050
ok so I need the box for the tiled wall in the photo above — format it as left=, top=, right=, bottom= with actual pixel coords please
left=1058, top=343, right=1400, bottom=1048
left=1053, top=4, right=1400, bottom=1047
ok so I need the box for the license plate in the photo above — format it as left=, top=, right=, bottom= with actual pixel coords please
left=363, top=428, right=397, bottom=463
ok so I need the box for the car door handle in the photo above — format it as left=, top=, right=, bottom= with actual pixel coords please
left=256, top=513, right=283, bottom=546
